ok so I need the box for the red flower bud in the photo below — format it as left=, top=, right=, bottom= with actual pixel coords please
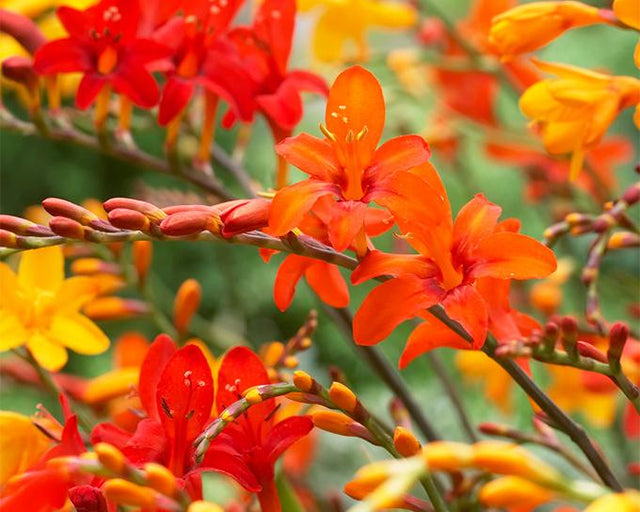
left=160, top=211, right=221, bottom=237
left=608, top=322, right=629, bottom=368
left=43, top=198, right=98, bottom=225
left=0, top=9, right=46, bottom=54
left=49, top=216, right=86, bottom=239
left=2, top=56, right=38, bottom=90
left=576, top=341, right=608, bottom=363
left=68, top=485, right=108, bottom=512
left=220, top=198, right=271, bottom=238
left=108, top=209, right=150, bottom=231
left=0, top=214, right=53, bottom=236
left=103, top=198, right=166, bottom=222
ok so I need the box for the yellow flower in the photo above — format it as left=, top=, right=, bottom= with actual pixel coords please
left=489, top=1, right=608, bottom=59
left=0, top=410, right=52, bottom=485
left=584, top=490, right=640, bottom=512
left=614, top=0, right=640, bottom=29
left=0, top=246, right=109, bottom=371
left=520, top=59, right=640, bottom=180
left=298, top=0, right=417, bottom=62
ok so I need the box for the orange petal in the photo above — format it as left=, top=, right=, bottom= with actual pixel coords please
left=352, top=250, right=437, bottom=284
left=353, top=275, right=443, bottom=346
left=269, top=179, right=338, bottom=235
left=114, top=332, right=150, bottom=368
left=365, top=135, right=431, bottom=184
left=325, top=65, right=385, bottom=163
left=399, top=314, right=469, bottom=369
left=274, top=255, right=310, bottom=312
left=363, top=207, right=394, bottom=237
left=471, top=232, right=557, bottom=280
left=305, top=260, right=349, bottom=308
left=327, top=200, right=367, bottom=252
left=276, top=133, right=341, bottom=182
left=452, top=194, right=501, bottom=260
left=442, top=284, right=488, bottom=349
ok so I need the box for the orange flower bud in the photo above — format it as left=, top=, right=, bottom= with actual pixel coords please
left=262, top=342, right=285, bottom=367
left=530, top=282, right=562, bottom=315
left=0, top=230, right=19, bottom=248
left=293, top=370, right=314, bottom=392
left=311, top=411, right=375, bottom=443
left=472, top=441, right=562, bottom=485
left=107, top=208, right=150, bottom=231
left=0, top=214, right=53, bottom=236
left=103, top=479, right=157, bottom=509
left=49, top=216, right=86, bottom=239
left=83, top=297, right=150, bottom=321
left=328, top=382, right=358, bottom=414
left=94, top=443, right=126, bottom=474
left=71, top=258, right=120, bottom=276
left=103, top=198, right=166, bottom=222
left=422, top=441, right=474, bottom=471
left=160, top=211, right=221, bottom=237
left=0, top=10, right=46, bottom=54
left=584, top=491, right=640, bottom=512
left=187, top=501, right=224, bottom=512
left=43, top=198, right=101, bottom=225
left=283, top=355, right=298, bottom=368
left=608, top=232, right=640, bottom=250
left=2, top=56, right=38, bottom=92
left=83, top=367, right=139, bottom=405
left=614, top=0, right=640, bottom=29
left=133, top=241, right=153, bottom=285
left=173, top=279, right=202, bottom=335
left=393, top=426, right=421, bottom=457
left=144, top=463, right=177, bottom=497
left=243, top=387, right=263, bottom=405
left=490, top=1, right=607, bottom=59
left=219, top=198, right=271, bottom=238
left=479, top=476, right=554, bottom=509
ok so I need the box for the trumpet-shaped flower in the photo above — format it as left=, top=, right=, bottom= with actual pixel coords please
left=489, top=1, right=609, bottom=60
left=520, top=59, right=640, bottom=181
left=0, top=246, right=109, bottom=371
left=351, top=169, right=556, bottom=367
left=269, top=65, right=431, bottom=253
left=298, top=0, right=417, bottom=62
left=33, top=0, right=170, bottom=108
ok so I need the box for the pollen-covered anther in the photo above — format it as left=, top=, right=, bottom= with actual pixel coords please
left=319, top=123, right=337, bottom=141
left=356, top=126, right=368, bottom=141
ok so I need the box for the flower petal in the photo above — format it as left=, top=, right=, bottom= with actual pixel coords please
left=471, top=232, right=557, bottom=280
left=33, top=38, right=92, bottom=75
left=353, top=276, right=443, bottom=346
left=366, top=135, right=431, bottom=183
left=200, top=447, right=261, bottom=492
left=452, top=194, right=501, bottom=261
left=273, top=254, right=310, bottom=312
left=48, top=313, right=109, bottom=355
left=0, top=312, right=28, bottom=351
left=352, top=250, right=437, bottom=284
left=442, top=285, right=489, bottom=349
left=18, top=246, right=64, bottom=294
left=26, top=332, right=68, bottom=372
left=0, top=263, right=19, bottom=306
left=276, top=133, right=341, bottom=181
left=269, top=179, right=338, bottom=235
left=158, top=76, right=194, bottom=125
left=264, top=416, right=314, bottom=463
left=257, top=80, right=303, bottom=132
left=111, top=63, right=160, bottom=107
left=0, top=411, right=51, bottom=485
left=139, top=334, right=177, bottom=421
left=56, top=276, right=101, bottom=313
left=76, top=73, right=107, bottom=109
left=286, top=70, right=329, bottom=96
left=327, top=200, right=367, bottom=251
left=305, top=260, right=349, bottom=308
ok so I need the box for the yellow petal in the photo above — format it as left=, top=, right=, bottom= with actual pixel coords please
left=26, top=332, right=68, bottom=371
left=0, top=312, right=29, bottom=351
left=0, top=410, right=52, bottom=485
left=366, top=0, right=417, bottom=28
left=614, top=0, right=640, bottom=29
left=56, top=276, right=101, bottom=313
left=313, top=7, right=364, bottom=62
left=585, top=491, right=640, bottom=512
left=48, top=313, right=110, bottom=355
left=0, top=263, right=19, bottom=307
left=18, top=246, right=64, bottom=294
left=581, top=393, right=617, bottom=427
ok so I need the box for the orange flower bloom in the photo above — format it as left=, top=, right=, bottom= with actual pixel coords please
left=614, top=0, right=640, bottom=29
left=520, top=59, right=640, bottom=180
left=352, top=169, right=556, bottom=367
left=269, top=65, right=430, bottom=253
left=489, top=1, right=609, bottom=60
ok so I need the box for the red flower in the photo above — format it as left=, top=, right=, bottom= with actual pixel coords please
left=268, top=65, right=430, bottom=253
left=155, top=0, right=256, bottom=126
left=352, top=169, right=556, bottom=367
left=225, top=0, right=328, bottom=140
left=203, top=347, right=313, bottom=512
left=33, top=0, right=170, bottom=108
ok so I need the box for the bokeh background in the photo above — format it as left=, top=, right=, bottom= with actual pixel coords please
left=1, top=0, right=639, bottom=505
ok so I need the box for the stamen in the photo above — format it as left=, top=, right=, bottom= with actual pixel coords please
left=356, top=126, right=368, bottom=141
left=319, top=123, right=336, bottom=141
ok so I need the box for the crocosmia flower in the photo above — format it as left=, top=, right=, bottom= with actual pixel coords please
left=269, top=65, right=430, bottom=253
left=351, top=169, right=556, bottom=367
left=0, top=245, right=109, bottom=371
left=33, top=0, right=170, bottom=108
left=519, top=59, right=640, bottom=180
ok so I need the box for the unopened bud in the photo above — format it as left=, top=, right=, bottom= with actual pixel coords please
left=49, top=216, right=86, bottom=239
left=262, top=342, right=284, bottom=367
left=576, top=341, right=607, bottom=363
left=71, top=258, right=120, bottom=276
left=103, top=198, right=166, bottom=222
left=243, top=387, right=263, bottom=405
left=84, top=297, right=149, bottom=321
left=69, top=484, right=108, bottom=512
left=103, top=479, right=157, bottom=509
left=0, top=10, right=46, bottom=54
left=0, top=214, right=53, bottom=236
left=187, top=500, right=224, bottom=512
left=219, top=198, right=270, bottom=238
left=393, top=426, right=421, bottom=457
left=293, top=370, right=315, bottom=393
left=622, top=183, right=640, bottom=206
left=422, top=441, right=474, bottom=471
left=608, top=232, right=639, bottom=250
left=144, top=463, right=177, bottom=497
left=43, top=198, right=98, bottom=225
left=95, top=443, right=126, bottom=474
left=560, top=316, right=578, bottom=359
left=160, top=211, right=221, bottom=237
left=173, top=279, right=201, bottom=335
left=328, top=382, right=358, bottom=414
left=608, top=322, right=629, bottom=371
left=2, top=56, right=38, bottom=90
left=133, top=241, right=153, bottom=285
left=108, top=209, right=150, bottom=231
left=479, top=476, right=552, bottom=508
left=311, top=411, right=376, bottom=444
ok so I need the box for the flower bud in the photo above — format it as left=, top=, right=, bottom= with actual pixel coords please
left=103, top=479, right=157, bottom=509
left=311, top=411, right=376, bottom=444
left=133, top=241, right=153, bottom=285
left=69, top=484, right=108, bottom=512
left=608, top=232, right=640, bottom=250
left=71, top=258, right=120, bottom=276
left=576, top=341, right=608, bottom=363
left=328, top=382, right=358, bottom=414
left=144, top=463, right=177, bottom=497
left=0, top=214, right=53, bottom=236
left=262, top=342, right=285, bottom=367
left=393, top=426, right=421, bottom=457
left=0, top=10, right=46, bottom=54
left=173, top=279, right=201, bottom=335
left=292, top=370, right=315, bottom=393
left=103, top=198, right=166, bottom=222
left=43, top=198, right=98, bottom=225
left=83, top=367, right=139, bottom=405
left=84, top=297, right=149, bottom=321
left=608, top=322, right=629, bottom=371
left=160, top=211, right=221, bottom=237
left=2, top=56, right=38, bottom=91
left=187, top=501, right=224, bottom=512
left=94, top=443, right=126, bottom=474
left=422, top=441, right=474, bottom=471
left=479, top=476, right=553, bottom=509
left=107, top=209, right=150, bottom=231
left=584, top=490, right=640, bottom=512
left=219, top=198, right=270, bottom=238
left=49, top=216, right=86, bottom=239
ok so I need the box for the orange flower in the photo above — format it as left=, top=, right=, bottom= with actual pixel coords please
left=352, top=169, right=556, bottom=367
left=520, top=59, right=640, bottom=180
left=614, top=0, right=640, bottom=29
left=489, top=1, right=609, bottom=60
left=269, top=65, right=431, bottom=254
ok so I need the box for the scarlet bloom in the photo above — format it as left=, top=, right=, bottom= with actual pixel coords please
left=225, top=0, right=328, bottom=141
left=351, top=169, right=556, bottom=367
left=269, top=65, right=431, bottom=253
left=33, top=0, right=170, bottom=108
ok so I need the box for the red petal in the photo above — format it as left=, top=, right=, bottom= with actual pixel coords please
left=257, top=78, right=303, bottom=131
left=90, top=422, right=132, bottom=449
left=158, top=76, right=195, bottom=125
left=75, top=74, right=107, bottom=109
left=0, top=469, right=68, bottom=512
left=121, top=418, right=168, bottom=465
left=366, top=135, right=431, bottom=184
left=124, top=39, right=171, bottom=64
left=305, top=260, right=349, bottom=308
left=452, top=194, right=501, bottom=262
left=111, top=63, right=160, bottom=107
left=56, top=6, right=92, bottom=39
left=352, top=250, right=437, bottom=284
left=327, top=200, right=367, bottom=252
left=253, top=0, right=295, bottom=74
left=326, top=66, right=385, bottom=163
left=470, top=232, right=557, bottom=280
left=353, top=276, right=443, bottom=346
left=399, top=314, right=470, bottom=369
left=33, top=38, right=92, bottom=75
left=199, top=448, right=261, bottom=492
left=139, top=334, right=177, bottom=421
left=286, top=70, right=329, bottom=96
left=268, top=179, right=338, bottom=235
left=264, top=416, right=314, bottom=463
left=216, top=347, right=274, bottom=423
left=624, top=402, right=640, bottom=438
left=442, top=285, right=488, bottom=349
left=156, top=344, right=214, bottom=444
left=276, top=133, right=341, bottom=181
left=273, top=254, right=310, bottom=311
